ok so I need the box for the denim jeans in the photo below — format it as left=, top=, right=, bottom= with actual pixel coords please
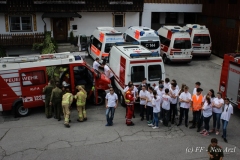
left=203, top=116, right=212, bottom=131
left=213, top=112, right=221, bottom=130
left=178, top=107, right=189, bottom=125
left=106, top=107, right=115, bottom=125
left=146, top=106, right=153, bottom=121
left=222, top=120, right=228, bottom=138
left=152, top=112, right=159, bottom=127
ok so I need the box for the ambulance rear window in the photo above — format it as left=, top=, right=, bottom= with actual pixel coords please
left=193, top=36, right=211, bottom=44
left=131, top=66, right=145, bottom=83
left=173, top=40, right=191, bottom=49
left=104, top=43, right=114, bottom=53
left=148, top=65, right=162, bottom=81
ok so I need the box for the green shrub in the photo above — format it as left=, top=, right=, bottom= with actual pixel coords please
left=0, top=46, right=6, bottom=57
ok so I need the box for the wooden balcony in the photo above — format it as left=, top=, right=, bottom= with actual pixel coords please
left=0, top=0, right=143, bottom=12
left=144, top=0, right=202, bottom=4
left=0, top=33, right=44, bottom=46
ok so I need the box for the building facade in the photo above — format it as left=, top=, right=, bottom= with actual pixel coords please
left=0, top=0, right=143, bottom=45
left=199, top=0, right=240, bottom=57
left=142, top=0, right=202, bottom=30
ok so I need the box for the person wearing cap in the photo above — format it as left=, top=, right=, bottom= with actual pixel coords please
left=50, top=81, right=62, bottom=121
left=189, top=88, right=204, bottom=129
left=62, top=86, right=73, bottom=128
left=75, top=85, right=87, bottom=122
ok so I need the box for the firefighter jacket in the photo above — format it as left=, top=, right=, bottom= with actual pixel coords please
left=125, top=90, right=134, bottom=104
left=75, top=90, right=87, bottom=106
left=62, top=92, right=73, bottom=106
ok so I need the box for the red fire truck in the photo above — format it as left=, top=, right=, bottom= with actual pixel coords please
left=219, top=53, right=240, bottom=109
left=0, top=52, right=111, bottom=117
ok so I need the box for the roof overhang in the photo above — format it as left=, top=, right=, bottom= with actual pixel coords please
left=109, top=1, right=133, bottom=5
left=42, top=12, right=82, bottom=18
left=34, top=1, right=85, bottom=4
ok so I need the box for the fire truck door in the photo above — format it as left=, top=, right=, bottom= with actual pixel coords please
left=227, top=64, right=240, bottom=105
left=19, top=67, right=47, bottom=108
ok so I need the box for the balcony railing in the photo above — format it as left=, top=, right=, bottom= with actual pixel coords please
left=0, top=32, right=44, bottom=46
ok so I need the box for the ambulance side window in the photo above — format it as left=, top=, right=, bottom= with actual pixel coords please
left=92, top=37, right=102, bottom=51
left=125, top=34, right=136, bottom=42
left=131, top=66, right=145, bottom=83
left=159, top=36, right=170, bottom=47
left=21, top=70, right=46, bottom=86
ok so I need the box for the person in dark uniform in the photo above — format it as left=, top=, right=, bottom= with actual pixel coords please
left=43, top=79, right=55, bottom=118
left=50, top=82, right=63, bottom=121
left=208, top=138, right=224, bottom=160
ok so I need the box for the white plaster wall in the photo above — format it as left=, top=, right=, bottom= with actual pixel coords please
left=142, top=3, right=202, bottom=28
left=70, top=12, right=139, bottom=37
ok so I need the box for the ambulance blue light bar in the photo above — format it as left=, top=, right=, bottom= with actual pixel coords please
left=154, top=31, right=158, bottom=36
left=140, top=31, right=145, bottom=36
left=192, top=25, right=197, bottom=28
left=171, top=29, right=179, bottom=33
left=115, top=41, right=139, bottom=46
left=130, top=52, right=159, bottom=58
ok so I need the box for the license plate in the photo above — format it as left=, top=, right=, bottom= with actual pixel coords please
left=174, top=52, right=181, bottom=55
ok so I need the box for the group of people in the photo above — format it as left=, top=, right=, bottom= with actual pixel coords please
left=107, top=78, right=233, bottom=143
left=43, top=80, right=87, bottom=128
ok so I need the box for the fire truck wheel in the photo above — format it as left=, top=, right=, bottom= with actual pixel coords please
left=163, top=55, right=169, bottom=64
left=15, top=103, right=29, bottom=117
left=120, top=93, right=126, bottom=107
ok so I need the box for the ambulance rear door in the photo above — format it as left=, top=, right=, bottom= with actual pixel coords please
left=129, top=61, right=146, bottom=86
left=19, top=67, right=48, bottom=108
left=226, top=63, right=240, bottom=105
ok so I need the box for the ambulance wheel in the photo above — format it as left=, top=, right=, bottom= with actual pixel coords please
left=15, top=103, right=29, bottom=117
left=163, top=55, right=169, bottom=64
left=120, top=93, right=126, bottom=107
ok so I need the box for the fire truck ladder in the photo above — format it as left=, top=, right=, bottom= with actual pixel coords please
left=0, top=52, right=88, bottom=63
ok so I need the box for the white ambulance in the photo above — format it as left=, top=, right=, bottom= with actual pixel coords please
left=108, top=43, right=165, bottom=106
left=88, top=27, right=125, bottom=62
left=123, top=26, right=160, bottom=54
left=183, top=24, right=212, bottom=57
left=157, top=25, right=193, bottom=64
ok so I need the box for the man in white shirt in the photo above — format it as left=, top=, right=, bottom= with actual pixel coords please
left=139, top=85, right=149, bottom=121
left=102, top=61, right=116, bottom=89
left=169, top=83, right=179, bottom=124
left=164, top=78, right=171, bottom=89
left=221, top=98, right=233, bottom=143
left=93, top=57, right=102, bottom=71
left=105, top=87, right=118, bottom=126
left=177, top=86, right=191, bottom=127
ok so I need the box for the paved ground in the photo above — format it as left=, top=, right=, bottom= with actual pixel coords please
left=0, top=54, right=240, bottom=160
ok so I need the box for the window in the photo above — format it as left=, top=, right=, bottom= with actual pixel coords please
left=212, top=17, right=220, bottom=25
left=125, top=34, right=137, bottom=42
left=159, top=36, right=171, bottom=47
left=173, top=40, right=191, bottom=49
left=113, top=14, right=124, bottom=27
left=92, top=37, right=102, bottom=51
left=10, top=16, right=32, bottom=32
left=165, top=13, right=178, bottom=24
left=184, top=13, right=196, bottom=24
left=131, top=66, right=145, bottom=83
left=141, top=41, right=160, bottom=50
left=209, top=0, right=215, bottom=3
left=104, top=43, right=115, bottom=53
left=151, top=12, right=160, bottom=23
left=21, top=71, right=45, bottom=86
left=229, top=0, right=237, bottom=4
left=226, top=19, right=236, bottom=28
left=148, top=65, right=162, bottom=81
left=193, top=36, right=211, bottom=44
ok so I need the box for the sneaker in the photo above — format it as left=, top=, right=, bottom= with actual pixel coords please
left=64, top=124, right=70, bottom=128
left=147, top=121, right=152, bottom=124
left=152, top=126, right=159, bottom=129
left=202, top=131, right=209, bottom=136
left=209, top=129, right=215, bottom=133
left=224, top=138, right=228, bottom=143
left=189, top=125, right=196, bottom=129
left=200, top=129, right=206, bottom=134
left=148, top=123, right=154, bottom=127
left=216, top=131, right=220, bottom=135
left=160, top=120, right=163, bottom=123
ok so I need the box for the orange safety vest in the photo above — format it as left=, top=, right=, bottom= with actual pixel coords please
left=192, top=94, right=203, bottom=111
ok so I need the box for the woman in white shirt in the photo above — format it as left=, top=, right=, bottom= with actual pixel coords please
left=200, top=96, right=212, bottom=136
left=148, top=90, right=161, bottom=129
left=210, top=92, right=224, bottom=135
left=220, top=98, right=233, bottom=143
left=145, top=87, right=154, bottom=124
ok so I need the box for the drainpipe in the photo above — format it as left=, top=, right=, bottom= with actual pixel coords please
left=41, top=16, right=46, bottom=32
left=139, top=11, right=142, bottom=26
